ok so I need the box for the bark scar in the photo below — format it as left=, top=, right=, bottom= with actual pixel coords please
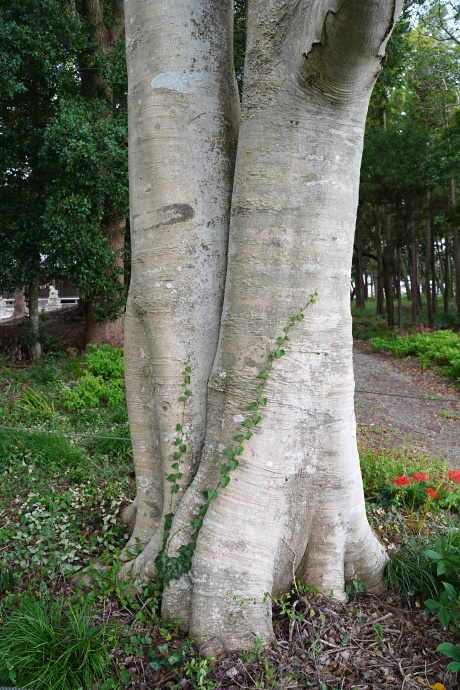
left=146, top=203, right=195, bottom=231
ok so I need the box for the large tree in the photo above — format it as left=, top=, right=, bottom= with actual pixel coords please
left=0, top=0, right=128, bottom=354
left=122, top=0, right=403, bottom=652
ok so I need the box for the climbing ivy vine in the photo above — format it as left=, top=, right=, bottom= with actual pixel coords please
left=155, top=292, right=318, bottom=587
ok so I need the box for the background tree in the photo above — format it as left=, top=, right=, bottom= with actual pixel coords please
left=0, top=0, right=128, bottom=355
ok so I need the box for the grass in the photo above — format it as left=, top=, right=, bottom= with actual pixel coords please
left=0, top=590, right=116, bottom=689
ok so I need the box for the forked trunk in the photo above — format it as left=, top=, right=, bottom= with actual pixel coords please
left=147, top=0, right=398, bottom=650
left=124, top=0, right=401, bottom=652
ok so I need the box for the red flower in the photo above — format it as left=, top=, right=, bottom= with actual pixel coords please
left=425, top=488, right=438, bottom=499
left=448, top=470, right=460, bottom=483
left=412, top=472, right=427, bottom=483
left=395, top=476, right=409, bottom=487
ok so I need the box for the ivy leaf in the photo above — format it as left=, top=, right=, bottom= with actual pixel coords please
left=184, top=376, right=190, bottom=383
left=220, top=476, right=230, bottom=488
left=275, top=349, right=284, bottom=358
left=226, top=449, right=235, bottom=458
left=176, top=423, right=182, bottom=431
left=298, top=313, right=304, bottom=320
left=253, top=414, right=261, bottom=425
left=268, top=354, right=274, bottom=362
left=166, top=474, right=176, bottom=483
left=172, top=463, right=179, bottom=470
left=258, top=370, right=268, bottom=379
left=248, top=402, right=258, bottom=411
left=234, top=434, right=244, bottom=442
left=175, top=472, right=182, bottom=480
left=185, top=389, right=192, bottom=395
left=173, top=451, right=181, bottom=460
left=179, top=396, right=186, bottom=402
left=179, top=444, right=186, bottom=453
left=174, top=438, right=182, bottom=446
left=171, top=484, right=180, bottom=494
left=220, top=464, right=230, bottom=474
left=229, top=459, right=239, bottom=470
left=277, top=337, right=283, bottom=345
left=284, top=326, right=290, bottom=333
left=245, top=431, right=253, bottom=439
left=242, top=419, right=252, bottom=428
left=235, top=445, right=244, bottom=455
left=198, top=504, right=208, bottom=517
left=258, top=397, right=267, bottom=406
left=186, top=366, right=191, bottom=372
left=256, top=386, right=262, bottom=395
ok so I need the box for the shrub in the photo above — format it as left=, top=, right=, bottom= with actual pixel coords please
left=370, top=331, right=460, bottom=385
left=64, top=344, right=125, bottom=409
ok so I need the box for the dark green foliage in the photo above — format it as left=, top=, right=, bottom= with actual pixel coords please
left=0, top=0, right=128, bottom=323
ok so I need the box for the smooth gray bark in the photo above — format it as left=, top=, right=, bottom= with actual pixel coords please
left=124, top=0, right=402, bottom=652
left=122, top=0, right=239, bottom=565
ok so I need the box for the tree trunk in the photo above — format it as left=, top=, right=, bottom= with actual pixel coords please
left=411, top=235, right=418, bottom=325
left=83, top=223, right=125, bottom=345
left=385, top=208, right=394, bottom=327
left=28, top=276, right=41, bottom=360
left=397, top=248, right=403, bottom=333
left=124, top=0, right=401, bottom=651
left=121, top=0, right=239, bottom=559
left=375, top=211, right=385, bottom=315
left=400, top=251, right=412, bottom=301
left=12, top=289, right=26, bottom=320
left=444, top=228, right=450, bottom=313
left=432, top=234, right=437, bottom=315
left=425, top=194, right=434, bottom=329
left=449, top=179, right=460, bottom=318
left=354, top=225, right=365, bottom=309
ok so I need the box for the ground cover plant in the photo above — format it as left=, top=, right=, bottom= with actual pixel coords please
left=369, top=330, right=460, bottom=388
left=0, top=347, right=459, bottom=688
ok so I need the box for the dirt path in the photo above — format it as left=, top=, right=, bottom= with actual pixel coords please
left=354, top=340, right=460, bottom=465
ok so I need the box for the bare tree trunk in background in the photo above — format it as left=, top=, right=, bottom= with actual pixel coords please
left=354, top=225, right=365, bottom=309
left=449, top=179, right=460, bottom=318
left=432, top=235, right=437, bottom=315
left=28, top=275, right=41, bottom=360
left=411, top=214, right=418, bottom=325
left=124, top=0, right=402, bottom=651
left=400, top=251, right=412, bottom=301
left=385, top=208, right=394, bottom=327
left=375, top=211, right=385, bottom=315
left=425, top=193, right=434, bottom=329
left=12, top=289, right=26, bottom=321
left=444, top=228, right=450, bottom=313
left=84, top=222, right=126, bottom=345
left=396, top=248, right=403, bottom=333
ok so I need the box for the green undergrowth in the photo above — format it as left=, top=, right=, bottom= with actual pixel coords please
left=369, top=330, right=460, bottom=386
left=360, top=443, right=460, bottom=671
left=352, top=297, right=460, bottom=340
left=0, top=345, right=133, bottom=581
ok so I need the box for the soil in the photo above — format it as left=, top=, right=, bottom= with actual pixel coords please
left=353, top=340, right=460, bottom=466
